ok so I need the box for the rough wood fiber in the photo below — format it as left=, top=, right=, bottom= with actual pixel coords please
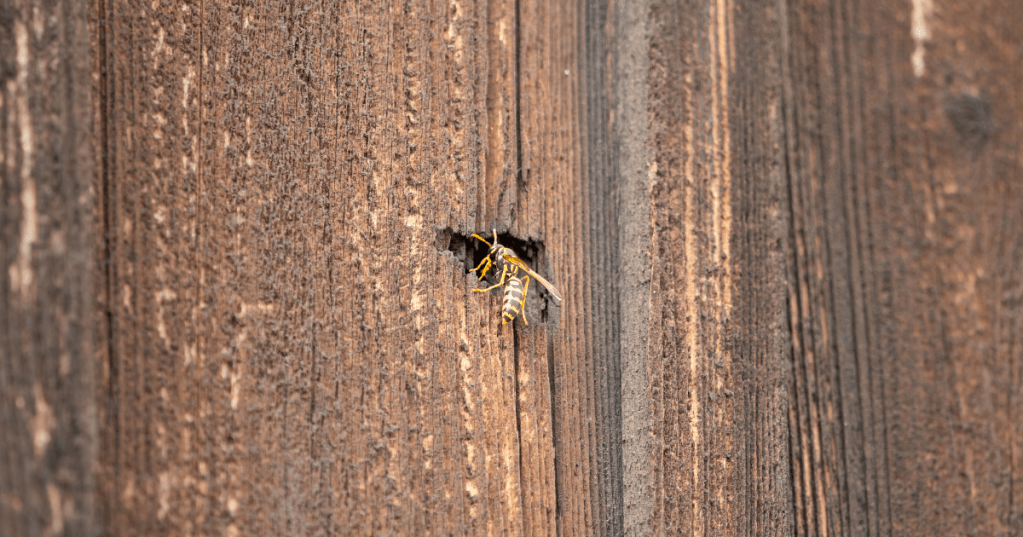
left=486, top=0, right=624, bottom=533
left=86, top=0, right=627, bottom=531
left=86, top=0, right=560, bottom=533
left=484, top=0, right=517, bottom=229
left=580, top=0, right=625, bottom=534
left=516, top=0, right=592, bottom=534
left=515, top=326, right=557, bottom=537
left=1, top=2, right=97, bottom=536
left=783, top=0, right=1023, bottom=535
left=486, top=0, right=635, bottom=533
left=5, top=0, right=1015, bottom=535
left=620, top=0, right=796, bottom=534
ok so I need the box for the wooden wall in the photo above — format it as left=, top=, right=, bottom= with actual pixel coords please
left=2, top=0, right=1020, bottom=535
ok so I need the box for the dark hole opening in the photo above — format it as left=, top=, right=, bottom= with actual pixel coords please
left=439, top=227, right=558, bottom=322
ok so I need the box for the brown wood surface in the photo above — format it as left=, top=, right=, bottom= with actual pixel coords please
left=1, top=2, right=98, bottom=536
left=622, top=0, right=795, bottom=534
left=86, top=0, right=585, bottom=534
left=783, top=0, right=1023, bottom=535
left=2, top=0, right=1021, bottom=535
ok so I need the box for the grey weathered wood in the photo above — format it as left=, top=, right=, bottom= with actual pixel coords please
left=614, top=0, right=796, bottom=534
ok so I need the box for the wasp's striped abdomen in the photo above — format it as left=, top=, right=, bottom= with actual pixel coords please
left=502, top=275, right=528, bottom=325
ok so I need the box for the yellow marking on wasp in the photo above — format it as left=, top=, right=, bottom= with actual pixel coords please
left=501, top=275, right=530, bottom=325
left=474, top=264, right=509, bottom=293
left=519, top=275, right=530, bottom=324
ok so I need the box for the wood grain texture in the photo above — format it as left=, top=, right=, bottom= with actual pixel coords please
left=3, top=0, right=1016, bottom=535
left=87, top=0, right=626, bottom=532
left=88, top=0, right=531, bottom=534
left=1, top=2, right=97, bottom=536
left=86, top=0, right=622, bottom=531
left=516, top=326, right=557, bottom=537
left=488, top=0, right=623, bottom=534
left=617, top=0, right=796, bottom=534
left=581, top=0, right=625, bottom=534
left=783, top=0, right=1023, bottom=535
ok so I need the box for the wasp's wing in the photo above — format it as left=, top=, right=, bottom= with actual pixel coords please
left=503, top=254, right=563, bottom=303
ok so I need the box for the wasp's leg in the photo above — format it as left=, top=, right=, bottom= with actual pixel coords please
left=471, top=255, right=492, bottom=279
left=473, top=265, right=508, bottom=293
left=520, top=275, right=530, bottom=326
left=478, top=257, right=494, bottom=280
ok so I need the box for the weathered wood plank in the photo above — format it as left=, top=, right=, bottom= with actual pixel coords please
left=783, top=0, right=1023, bottom=535
left=580, top=0, right=626, bottom=534
left=516, top=325, right=557, bottom=537
left=513, top=0, right=616, bottom=534
left=616, top=0, right=796, bottom=534
left=89, top=0, right=532, bottom=534
left=484, top=0, right=518, bottom=229
left=1, top=2, right=97, bottom=536
left=14, top=0, right=1012, bottom=535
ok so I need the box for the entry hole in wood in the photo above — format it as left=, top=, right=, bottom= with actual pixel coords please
left=439, top=226, right=558, bottom=322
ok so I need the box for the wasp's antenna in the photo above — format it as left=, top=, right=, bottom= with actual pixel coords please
left=491, top=229, right=498, bottom=245
left=471, top=233, right=492, bottom=247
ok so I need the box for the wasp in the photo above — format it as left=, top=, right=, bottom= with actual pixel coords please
left=470, top=229, right=563, bottom=325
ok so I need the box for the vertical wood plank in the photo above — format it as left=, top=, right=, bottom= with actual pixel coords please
left=616, top=0, right=796, bottom=534
left=89, top=0, right=529, bottom=534
left=1, top=2, right=97, bottom=536
left=515, top=0, right=609, bottom=534
left=516, top=325, right=557, bottom=537
left=484, top=0, right=518, bottom=230
left=580, top=0, right=626, bottom=533
left=783, top=0, right=1023, bottom=534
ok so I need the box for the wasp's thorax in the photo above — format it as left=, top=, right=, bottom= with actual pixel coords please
left=487, top=244, right=514, bottom=270
left=489, top=242, right=515, bottom=256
